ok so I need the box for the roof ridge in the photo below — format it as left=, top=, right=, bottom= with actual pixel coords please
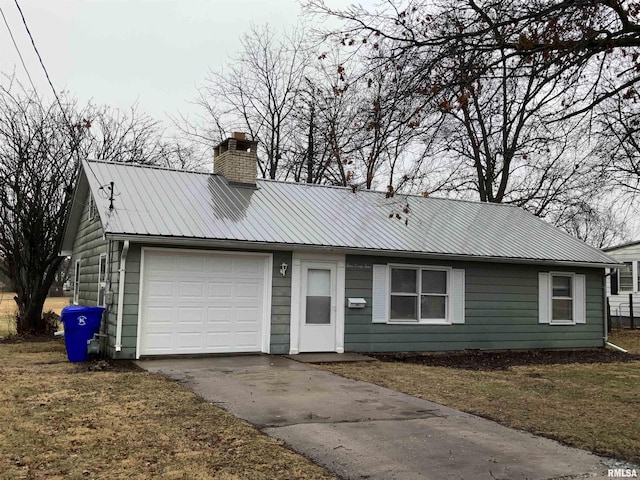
left=86, top=160, right=538, bottom=210
left=258, top=177, right=521, bottom=208
left=85, top=159, right=209, bottom=176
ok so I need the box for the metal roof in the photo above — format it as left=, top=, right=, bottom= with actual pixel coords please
left=68, top=160, right=617, bottom=266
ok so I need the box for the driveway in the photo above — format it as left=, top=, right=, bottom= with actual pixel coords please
left=137, top=355, right=610, bottom=480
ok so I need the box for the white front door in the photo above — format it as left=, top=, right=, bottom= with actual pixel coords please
left=299, top=261, right=337, bottom=352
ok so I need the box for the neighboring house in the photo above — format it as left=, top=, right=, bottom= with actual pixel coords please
left=604, top=241, right=640, bottom=327
left=61, top=133, right=618, bottom=360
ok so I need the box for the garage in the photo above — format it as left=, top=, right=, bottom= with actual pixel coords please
left=138, top=249, right=271, bottom=356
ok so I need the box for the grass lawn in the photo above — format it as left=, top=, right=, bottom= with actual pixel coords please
left=0, top=292, right=69, bottom=337
left=317, top=330, right=640, bottom=464
left=0, top=340, right=335, bottom=480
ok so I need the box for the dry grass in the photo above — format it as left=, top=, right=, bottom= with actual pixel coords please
left=319, top=330, right=640, bottom=464
left=0, top=340, right=335, bottom=480
left=609, top=329, right=640, bottom=354
left=0, top=292, right=69, bottom=337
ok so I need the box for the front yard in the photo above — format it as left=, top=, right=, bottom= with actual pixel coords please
left=3, top=286, right=639, bottom=474
left=0, top=340, right=335, bottom=480
left=317, top=330, right=640, bottom=464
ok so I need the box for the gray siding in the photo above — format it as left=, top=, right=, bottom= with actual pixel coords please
left=70, top=192, right=116, bottom=356
left=70, top=193, right=109, bottom=306
left=270, top=251, right=292, bottom=354
left=68, top=197, right=141, bottom=359
left=105, top=243, right=140, bottom=359
left=108, top=245, right=292, bottom=359
left=344, top=255, right=605, bottom=352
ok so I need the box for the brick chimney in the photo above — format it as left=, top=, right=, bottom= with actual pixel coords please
left=213, top=132, right=258, bottom=185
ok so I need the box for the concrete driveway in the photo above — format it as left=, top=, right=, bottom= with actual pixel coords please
left=137, top=355, right=611, bottom=480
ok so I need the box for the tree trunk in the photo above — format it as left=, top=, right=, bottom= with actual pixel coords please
left=15, top=291, right=48, bottom=335
left=12, top=256, right=64, bottom=336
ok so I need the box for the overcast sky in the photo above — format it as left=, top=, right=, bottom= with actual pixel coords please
left=0, top=0, right=326, bottom=123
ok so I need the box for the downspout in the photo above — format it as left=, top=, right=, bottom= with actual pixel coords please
left=115, top=240, right=130, bottom=352
left=606, top=341, right=628, bottom=353
left=603, top=269, right=627, bottom=353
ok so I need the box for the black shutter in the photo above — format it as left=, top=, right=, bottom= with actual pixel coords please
left=611, top=269, right=619, bottom=295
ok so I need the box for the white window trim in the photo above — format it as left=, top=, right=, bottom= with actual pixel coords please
left=88, top=194, right=97, bottom=221
left=388, top=264, right=452, bottom=325
left=549, top=272, right=575, bottom=325
left=73, top=259, right=81, bottom=305
left=617, top=261, right=635, bottom=293
left=97, top=253, right=107, bottom=308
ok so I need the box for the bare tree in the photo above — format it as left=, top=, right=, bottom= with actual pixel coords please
left=305, top=0, right=640, bottom=120
left=0, top=80, right=81, bottom=334
left=0, top=78, right=177, bottom=335
left=284, top=48, right=445, bottom=192
left=552, top=198, right=628, bottom=248
left=194, top=24, right=309, bottom=179
left=302, top=0, right=620, bottom=224
left=594, top=87, right=640, bottom=195
left=434, top=51, right=599, bottom=213
left=79, top=105, right=204, bottom=170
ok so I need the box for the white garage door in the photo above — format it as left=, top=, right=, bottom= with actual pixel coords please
left=139, top=249, right=270, bottom=356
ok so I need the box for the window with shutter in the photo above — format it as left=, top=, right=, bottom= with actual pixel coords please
left=372, top=264, right=465, bottom=325
left=539, top=272, right=586, bottom=325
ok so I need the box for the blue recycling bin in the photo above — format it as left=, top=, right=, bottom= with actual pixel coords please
left=60, top=305, right=104, bottom=362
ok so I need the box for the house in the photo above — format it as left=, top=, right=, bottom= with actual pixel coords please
left=61, top=133, right=618, bottom=359
left=603, top=241, right=640, bottom=327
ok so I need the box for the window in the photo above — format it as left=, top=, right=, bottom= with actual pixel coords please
left=88, top=194, right=97, bottom=221
left=538, top=272, right=586, bottom=325
left=305, top=268, right=331, bottom=324
left=619, top=262, right=634, bottom=292
left=73, top=259, right=81, bottom=304
left=390, top=268, right=418, bottom=321
left=551, top=274, right=573, bottom=323
left=97, top=253, right=107, bottom=307
left=421, top=270, right=447, bottom=319
left=373, top=264, right=465, bottom=325
left=389, top=267, right=449, bottom=322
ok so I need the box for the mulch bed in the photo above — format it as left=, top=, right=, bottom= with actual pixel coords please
left=371, top=349, right=640, bottom=371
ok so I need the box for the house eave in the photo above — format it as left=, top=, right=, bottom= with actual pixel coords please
left=104, top=233, right=619, bottom=269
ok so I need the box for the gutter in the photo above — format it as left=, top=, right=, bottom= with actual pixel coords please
left=115, top=240, right=130, bottom=352
left=104, top=234, right=620, bottom=269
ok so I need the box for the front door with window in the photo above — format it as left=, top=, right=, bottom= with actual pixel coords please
left=299, top=261, right=337, bottom=352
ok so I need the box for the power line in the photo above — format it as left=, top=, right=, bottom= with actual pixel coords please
left=0, top=4, right=38, bottom=94
left=13, top=0, right=68, bottom=126
left=12, top=0, right=105, bottom=189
